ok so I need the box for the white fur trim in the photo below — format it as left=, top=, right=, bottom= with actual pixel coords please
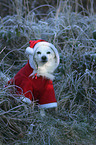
left=21, top=97, right=32, bottom=104
left=39, top=102, right=57, bottom=108
left=25, top=47, right=34, bottom=55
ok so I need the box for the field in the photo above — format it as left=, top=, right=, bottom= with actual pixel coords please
left=0, top=0, right=96, bottom=144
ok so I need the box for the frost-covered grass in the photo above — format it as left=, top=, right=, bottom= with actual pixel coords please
left=0, top=0, right=96, bottom=144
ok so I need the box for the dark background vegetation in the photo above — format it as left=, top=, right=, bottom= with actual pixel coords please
left=0, top=0, right=96, bottom=144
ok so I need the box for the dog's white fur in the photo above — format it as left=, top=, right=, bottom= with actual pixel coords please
left=29, top=46, right=57, bottom=80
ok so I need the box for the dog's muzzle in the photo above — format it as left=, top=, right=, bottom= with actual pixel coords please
left=41, top=56, right=48, bottom=62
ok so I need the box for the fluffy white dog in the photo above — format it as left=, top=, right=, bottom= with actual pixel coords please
left=26, top=40, right=59, bottom=80
left=8, top=40, right=59, bottom=109
left=29, top=45, right=56, bottom=80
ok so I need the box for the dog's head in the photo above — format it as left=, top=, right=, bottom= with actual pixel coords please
left=26, top=41, right=59, bottom=79
left=34, top=45, right=55, bottom=67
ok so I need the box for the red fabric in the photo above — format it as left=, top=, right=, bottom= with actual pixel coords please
left=8, top=62, right=57, bottom=105
left=29, top=40, right=45, bottom=48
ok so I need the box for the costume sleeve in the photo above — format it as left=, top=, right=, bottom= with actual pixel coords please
left=38, top=80, right=57, bottom=108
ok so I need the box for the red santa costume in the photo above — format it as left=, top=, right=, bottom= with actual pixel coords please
left=8, top=40, right=59, bottom=109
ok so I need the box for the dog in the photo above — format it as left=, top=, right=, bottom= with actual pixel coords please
left=8, top=40, right=59, bottom=109
left=29, top=43, right=57, bottom=80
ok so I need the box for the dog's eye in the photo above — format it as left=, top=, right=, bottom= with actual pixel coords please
left=47, top=51, right=51, bottom=54
left=37, top=51, right=41, bottom=54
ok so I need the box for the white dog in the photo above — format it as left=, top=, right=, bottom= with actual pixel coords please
left=26, top=40, right=59, bottom=81
left=29, top=45, right=57, bottom=80
left=8, top=40, right=59, bottom=109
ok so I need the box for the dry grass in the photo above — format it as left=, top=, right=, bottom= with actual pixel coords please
left=0, top=0, right=96, bottom=144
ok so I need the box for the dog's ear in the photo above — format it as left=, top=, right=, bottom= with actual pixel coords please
left=25, top=47, right=34, bottom=55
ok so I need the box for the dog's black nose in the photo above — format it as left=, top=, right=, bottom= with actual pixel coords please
left=41, top=56, right=47, bottom=61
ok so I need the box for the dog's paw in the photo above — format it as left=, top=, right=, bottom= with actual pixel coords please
left=40, top=109, right=46, bottom=117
